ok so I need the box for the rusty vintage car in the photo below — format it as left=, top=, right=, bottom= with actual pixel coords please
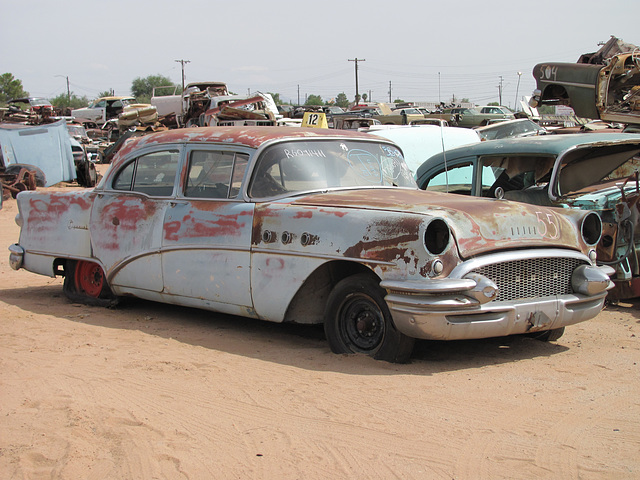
left=9, top=127, right=613, bottom=362
left=415, top=133, right=640, bottom=301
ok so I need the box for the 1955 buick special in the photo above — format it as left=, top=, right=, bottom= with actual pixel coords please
left=9, top=127, right=614, bottom=362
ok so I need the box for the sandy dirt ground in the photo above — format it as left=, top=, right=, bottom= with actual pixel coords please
left=1, top=172, right=639, bottom=480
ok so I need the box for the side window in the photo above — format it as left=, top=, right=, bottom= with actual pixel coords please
left=113, top=161, right=135, bottom=191
left=479, top=163, right=507, bottom=197
left=112, top=150, right=179, bottom=196
left=230, top=154, right=249, bottom=198
left=184, top=150, right=248, bottom=199
left=95, top=100, right=106, bottom=108
left=480, top=156, right=538, bottom=198
left=424, top=162, right=474, bottom=195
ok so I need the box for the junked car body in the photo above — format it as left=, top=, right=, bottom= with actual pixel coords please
left=72, top=96, right=137, bottom=123
left=415, top=133, right=640, bottom=300
left=474, top=118, right=548, bottom=141
left=9, top=127, right=613, bottom=362
left=530, top=52, right=640, bottom=126
left=426, top=107, right=515, bottom=128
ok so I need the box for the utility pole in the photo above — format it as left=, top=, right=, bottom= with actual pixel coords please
left=498, top=76, right=504, bottom=105
left=348, top=58, right=365, bottom=104
left=175, top=59, right=190, bottom=92
left=297, top=85, right=300, bottom=105
left=438, top=72, right=441, bottom=104
left=388, top=81, right=392, bottom=103
left=55, top=75, right=70, bottom=103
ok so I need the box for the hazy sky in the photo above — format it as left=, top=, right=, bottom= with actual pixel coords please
left=2, top=0, right=639, bottom=108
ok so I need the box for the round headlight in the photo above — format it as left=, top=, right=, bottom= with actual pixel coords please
left=424, top=219, right=450, bottom=255
left=581, top=212, right=602, bottom=246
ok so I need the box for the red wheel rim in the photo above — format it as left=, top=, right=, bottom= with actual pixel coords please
left=74, top=261, right=105, bottom=297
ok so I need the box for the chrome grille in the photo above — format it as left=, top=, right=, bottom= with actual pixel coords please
left=471, top=257, right=585, bottom=302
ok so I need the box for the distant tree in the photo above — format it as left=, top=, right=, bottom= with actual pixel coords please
left=305, top=94, right=323, bottom=106
left=393, top=98, right=405, bottom=103
left=50, top=92, right=89, bottom=109
left=461, top=98, right=470, bottom=103
left=362, top=93, right=368, bottom=102
left=98, top=89, right=115, bottom=98
left=0, top=73, right=28, bottom=104
left=487, top=101, right=500, bottom=106
left=268, top=92, right=283, bottom=104
left=131, top=74, right=177, bottom=103
left=335, top=92, right=349, bottom=109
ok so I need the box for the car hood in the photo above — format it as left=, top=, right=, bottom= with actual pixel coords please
left=550, top=139, right=640, bottom=201
left=291, top=188, right=589, bottom=258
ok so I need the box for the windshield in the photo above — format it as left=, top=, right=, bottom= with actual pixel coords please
left=67, top=125, right=87, bottom=137
left=249, top=139, right=415, bottom=198
left=478, top=120, right=544, bottom=140
left=31, top=98, right=51, bottom=107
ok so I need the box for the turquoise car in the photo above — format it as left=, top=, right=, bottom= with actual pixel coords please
left=416, top=133, right=640, bottom=300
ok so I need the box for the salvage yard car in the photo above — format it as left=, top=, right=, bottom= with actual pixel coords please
left=71, top=96, right=137, bottom=123
left=426, top=107, right=515, bottom=128
left=530, top=52, right=640, bottom=126
left=473, top=118, right=547, bottom=141
left=9, top=127, right=614, bottom=362
left=415, top=133, right=640, bottom=300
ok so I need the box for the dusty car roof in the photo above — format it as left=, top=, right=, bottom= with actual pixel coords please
left=124, top=126, right=389, bottom=152
left=416, top=132, right=640, bottom=176
left=95, top=96, right=135, bottom=101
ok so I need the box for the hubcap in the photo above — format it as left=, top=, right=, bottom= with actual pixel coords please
left=341, top=294, right=385, bottom=352
left=75, top=261, right=104, bottom=297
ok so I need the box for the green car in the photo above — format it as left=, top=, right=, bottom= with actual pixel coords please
left=425, top=107, right=514, bottom=128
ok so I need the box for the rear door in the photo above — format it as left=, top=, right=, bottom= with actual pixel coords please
left=90, top=148, right=180, bottom=292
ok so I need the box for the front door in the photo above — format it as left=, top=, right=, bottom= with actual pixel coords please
left=160, top=148, right=255, bottom=314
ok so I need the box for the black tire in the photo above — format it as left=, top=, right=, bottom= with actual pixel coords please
left=529, top=327, right=565, bottom=342
left=63, top=260, right=118, bottom=307
left=324, top=273, right=415, bottom=363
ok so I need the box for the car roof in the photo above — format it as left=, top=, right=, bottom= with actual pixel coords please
left=96, top=96, right=135, bottom=101
left=416, top=132, right=640, bottom=177
left=118, top=126, right=394, bottom=156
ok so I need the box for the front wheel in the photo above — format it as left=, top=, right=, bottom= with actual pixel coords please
left=528, top=327, right=565, bottom=342
left=324, top=274, right=415, bottom=363
left=63, top=260, right=118, bottom=307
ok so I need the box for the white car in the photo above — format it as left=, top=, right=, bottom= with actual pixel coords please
left=71, top=96, right=136, bottom=123
left=366, top=125, right=481, bottom=174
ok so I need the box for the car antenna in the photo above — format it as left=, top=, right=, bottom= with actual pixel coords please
left=439, top=120, right=449, bottom=193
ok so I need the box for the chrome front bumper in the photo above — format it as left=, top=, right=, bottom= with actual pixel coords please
left=381, top=250, right=615, bottom=341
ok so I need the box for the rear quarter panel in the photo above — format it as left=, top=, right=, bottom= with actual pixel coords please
left=16, top=190, right=94, bottom=275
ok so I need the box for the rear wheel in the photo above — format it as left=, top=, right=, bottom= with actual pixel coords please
left=63, top=260, right=118, bottom=307
left=324, top=274, right=414, bottom=363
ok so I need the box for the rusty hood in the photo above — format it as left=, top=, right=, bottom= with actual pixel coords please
left=291, top=188, right=589, bottom=258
